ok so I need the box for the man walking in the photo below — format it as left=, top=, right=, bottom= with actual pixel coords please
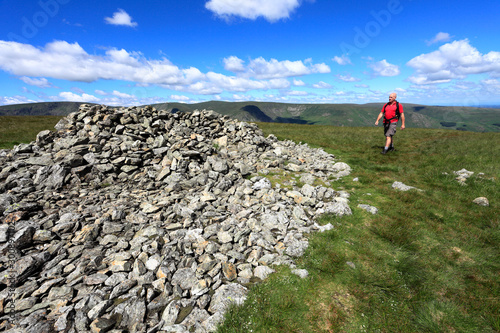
left=375, top=92, right=405, bottom=154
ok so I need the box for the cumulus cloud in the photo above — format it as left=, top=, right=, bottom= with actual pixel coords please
left=105, top=9, right=138, bottom=27
left=223, top=56, right=246, bottom=72
left=205, top=0, right=301, bottom=22
left=19, top=76, right=52, bottom=88
left=0, top=40, right=330, bottom=97
left=112, top=90, right=135, bottom=98
left=426, top=32, right=452, bottom=45
left=332, top=55, right=352, bottom=65
left=0, top=40, right=207, bottom=87
left=293, top=79, right=305, bottom=86
left=407, top=39, right=500, bottom=84
left=246, top=57, right=330, bottom=79
left=0, top=95, right=36, bottom=105
left=59, top=91, right=100, bottom=102
left=170, top=95, right=191, bottom=101
left=223, top=56, right=330, bottom=79
left=369, top=59, right=400, bottom=77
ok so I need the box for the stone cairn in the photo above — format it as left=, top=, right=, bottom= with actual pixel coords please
left=0, top=104, right=352, bottom=333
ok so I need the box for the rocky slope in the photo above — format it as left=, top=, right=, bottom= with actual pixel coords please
left=0, top=104, right=352, bottom=332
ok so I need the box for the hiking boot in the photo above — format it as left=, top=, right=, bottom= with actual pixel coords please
left=388, top=146, right=395, bottom=152
left=381, top=149, right=388, bottom=154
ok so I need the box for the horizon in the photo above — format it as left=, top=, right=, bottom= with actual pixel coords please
left=2, top=100, right=500, bottom=110
left=1, top=0, right=500, bottom=107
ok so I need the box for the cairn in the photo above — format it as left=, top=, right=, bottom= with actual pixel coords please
left=0, top=104, right=352, bottom=332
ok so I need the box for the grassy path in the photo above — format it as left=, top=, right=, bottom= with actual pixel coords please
left=218, top=124, right=499, bottom=332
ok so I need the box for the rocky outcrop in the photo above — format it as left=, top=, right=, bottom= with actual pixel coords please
left=0, top=104, right=351, bottom=332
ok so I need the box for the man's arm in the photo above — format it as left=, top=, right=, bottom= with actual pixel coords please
left=400, top=113, right=405, bottom=130
left=375, top=112, right=384, bottom=126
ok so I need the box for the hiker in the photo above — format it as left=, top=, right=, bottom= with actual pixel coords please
left=375, top=92, right=405, bottom=154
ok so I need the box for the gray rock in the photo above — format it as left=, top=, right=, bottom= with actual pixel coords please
left=253, top=266, right=275, bottom=280
left=319, top=201, right=352, bottom=216
left=357, top=204, right=378, bottom=215
left=291, top=269, right=309, bottom=279
left=252, top=178, right=272, bottom=190
left=392, top=181, right=422, bottom=192
left=208, top=283, right=247, bottom=314
left=473, top=197, right=489, bottom=206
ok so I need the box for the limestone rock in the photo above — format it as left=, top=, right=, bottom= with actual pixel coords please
left=473, top=197, right=489, bottom=206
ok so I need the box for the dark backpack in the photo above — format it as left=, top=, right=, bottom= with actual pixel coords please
left=383, top=101, right=400, bottom=122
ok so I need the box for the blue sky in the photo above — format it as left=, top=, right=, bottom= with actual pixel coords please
left=1, top=0, right=499, bottom=107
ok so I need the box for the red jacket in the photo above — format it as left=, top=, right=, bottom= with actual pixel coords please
left=382, top=102, right=403, bottom=123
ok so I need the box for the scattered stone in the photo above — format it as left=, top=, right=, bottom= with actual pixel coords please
left=392, top=181, right=422, bottom=192
left=291, top=269, right=309, bottom=279
left=473, top=197, right=489, bottom=207
left=357, top=204, right=378, bottom=215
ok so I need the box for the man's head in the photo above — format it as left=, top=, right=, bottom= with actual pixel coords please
left=389, top=93, right=397, bottom=103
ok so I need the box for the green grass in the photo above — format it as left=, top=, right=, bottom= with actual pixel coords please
left=1, top=117, right=498, bottom=332
left=0, top=115, right=62, bottom=149
left=217, top=123, right=499, bottom=333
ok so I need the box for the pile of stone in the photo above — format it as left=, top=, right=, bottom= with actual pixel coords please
left=0, top=104, right=352, bottom=333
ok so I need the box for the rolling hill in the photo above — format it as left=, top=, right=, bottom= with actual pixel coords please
left=1, top=101, right=499, bottom=132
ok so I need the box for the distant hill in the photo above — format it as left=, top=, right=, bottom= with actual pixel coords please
left=1, top=101, right=499, bottom=132
left=0, top=102, right=96, bottom=116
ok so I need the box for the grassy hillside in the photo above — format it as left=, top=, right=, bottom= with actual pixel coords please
left=0, top=102, right=94, bottom=116
left=1, top=116, right=498, bottom=332
left=217, top=124, right=499, bottom=333
left=1, top=101, right=499, bottom=132
left=0, top=116, right=62, bottom=149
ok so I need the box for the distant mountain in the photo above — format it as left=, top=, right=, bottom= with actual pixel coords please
left=1, top=101, right=499, bottom=132
left=0, top=102, right=96, bottom=116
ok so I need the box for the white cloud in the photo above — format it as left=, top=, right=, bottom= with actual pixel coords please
left=336, top=74, right=360, bottom=82
left=293, top=79, right=305, bottom=86
left=0, top=40, right=206, bottom=85
left=287, top=90, right=308, bottom=96
left=407, top=39, right=500, bottom=84
left=0, top=40, right=330, bottom=97
left=232, top=94, right=252, bottom=100
left=369, top=59, right=400, bottom=77
left=313, top=81, right=331, bottom=89
left=59, top=91, right=100, bottom=102
left=105, top=9, right=138, bottom=27
left=332, top=55, right=352, bottom=65
left=221, top=55, right=330, bottom=80
left=426, top=32, right=452, bottom=45
left=19, top=76, right=52, bottom=88
left=247, top=57, right=330, bottom=79
left=0, top=95, right=37, bottom=105
left=481, top=78, right=500, bottom=94
left=205, top=0, right=301, bottom=22
left=170, top=95, right=191, bottom=101
left=112, top=90, right=135, bottom=98
left=223, top=56, right=246, bottom=72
